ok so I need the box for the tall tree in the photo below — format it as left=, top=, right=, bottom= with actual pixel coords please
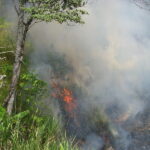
left=3, top=0, right=87, bottom=115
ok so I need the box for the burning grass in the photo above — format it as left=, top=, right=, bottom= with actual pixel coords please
left=50, top=81, right=115, bottom=149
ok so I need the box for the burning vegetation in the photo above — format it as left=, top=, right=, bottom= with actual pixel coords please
left=50, top=80, right=114, bottom=150
left=26, top=0, right=150, bottom=149
left=1, top=0, right=150, bottom=150
left=51, top=82, right=77, bottom=120
left=42, top=50, right=150, bottom=150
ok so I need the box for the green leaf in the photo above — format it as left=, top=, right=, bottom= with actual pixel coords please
left=12, top=110, right=30, bottom=121
left=0, top=106, right=6, bottom=121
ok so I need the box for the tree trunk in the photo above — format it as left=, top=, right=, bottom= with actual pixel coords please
left=3, top=12, right=29, bottom=115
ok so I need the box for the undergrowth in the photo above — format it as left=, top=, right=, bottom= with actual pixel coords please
left=0, top=17, right=79, bottom=150
left=0, top=106, right=78, bottom=150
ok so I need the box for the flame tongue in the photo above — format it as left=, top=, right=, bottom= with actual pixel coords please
left=51, top=82, right=80, bottom=128
left=62, top=88, right=77, bottom=117
left=62, top=88, right=73, bottom=103
left=51, top=82, right=77, bottom=118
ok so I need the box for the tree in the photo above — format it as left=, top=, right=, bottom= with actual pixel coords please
left=3, top=0, right=87, bottom=115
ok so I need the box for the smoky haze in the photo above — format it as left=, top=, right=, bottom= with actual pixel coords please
left=27, top=0, right=150, bottom=149
left=30, top=0, right=150, bottom=116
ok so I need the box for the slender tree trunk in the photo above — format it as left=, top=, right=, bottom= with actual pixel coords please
left=3, top=11, right=29, bottom=115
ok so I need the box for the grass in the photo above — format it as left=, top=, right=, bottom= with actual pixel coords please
left=0, top=106, right=79, bottom=150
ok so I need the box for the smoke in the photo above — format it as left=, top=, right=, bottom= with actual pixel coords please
left=28, top=0, right=150, bottom=149
left=82, top=133, right=104, bottom=150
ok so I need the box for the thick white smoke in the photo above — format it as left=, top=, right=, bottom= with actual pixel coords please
left=29, top=0, right=150, bottom=149
left=30, top=0, right=150, bottom=116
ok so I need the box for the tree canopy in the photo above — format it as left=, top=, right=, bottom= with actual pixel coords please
left=15, top=0, right=87, bottom=25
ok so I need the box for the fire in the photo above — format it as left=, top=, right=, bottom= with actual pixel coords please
left=51, top=81, right=80, bottom=127
left=51, top=82, right=77, bottom=118
left=63, top=88, right=73, bottom=103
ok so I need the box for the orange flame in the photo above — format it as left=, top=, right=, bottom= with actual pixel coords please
left=51, top=82, right=77, bottom=117
left=51, top=82, right=80, bottom=127
left=62, top=88, right=77, bottom=116
left=63, top=88, right=73, bottom=103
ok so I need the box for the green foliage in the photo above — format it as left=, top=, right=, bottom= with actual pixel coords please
left=16, top=72, right=48, bottom=112
left=0, top=18, right=14, bottom=103
left=0, top=106, right=30, bottom=146
left=21, top=0, right=87, bottom=24
left=1, top=64, right=13, bottom=76
left=0, top=106, right=78, bottom=150
left=0, top=53, right=13, bottom=101
left=0, top=18, right=14, bottom=48
left=0, top=2, right=85, bottom=148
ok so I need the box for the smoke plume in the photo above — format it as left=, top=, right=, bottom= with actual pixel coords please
left=23, top=0, right=150, bottom=149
